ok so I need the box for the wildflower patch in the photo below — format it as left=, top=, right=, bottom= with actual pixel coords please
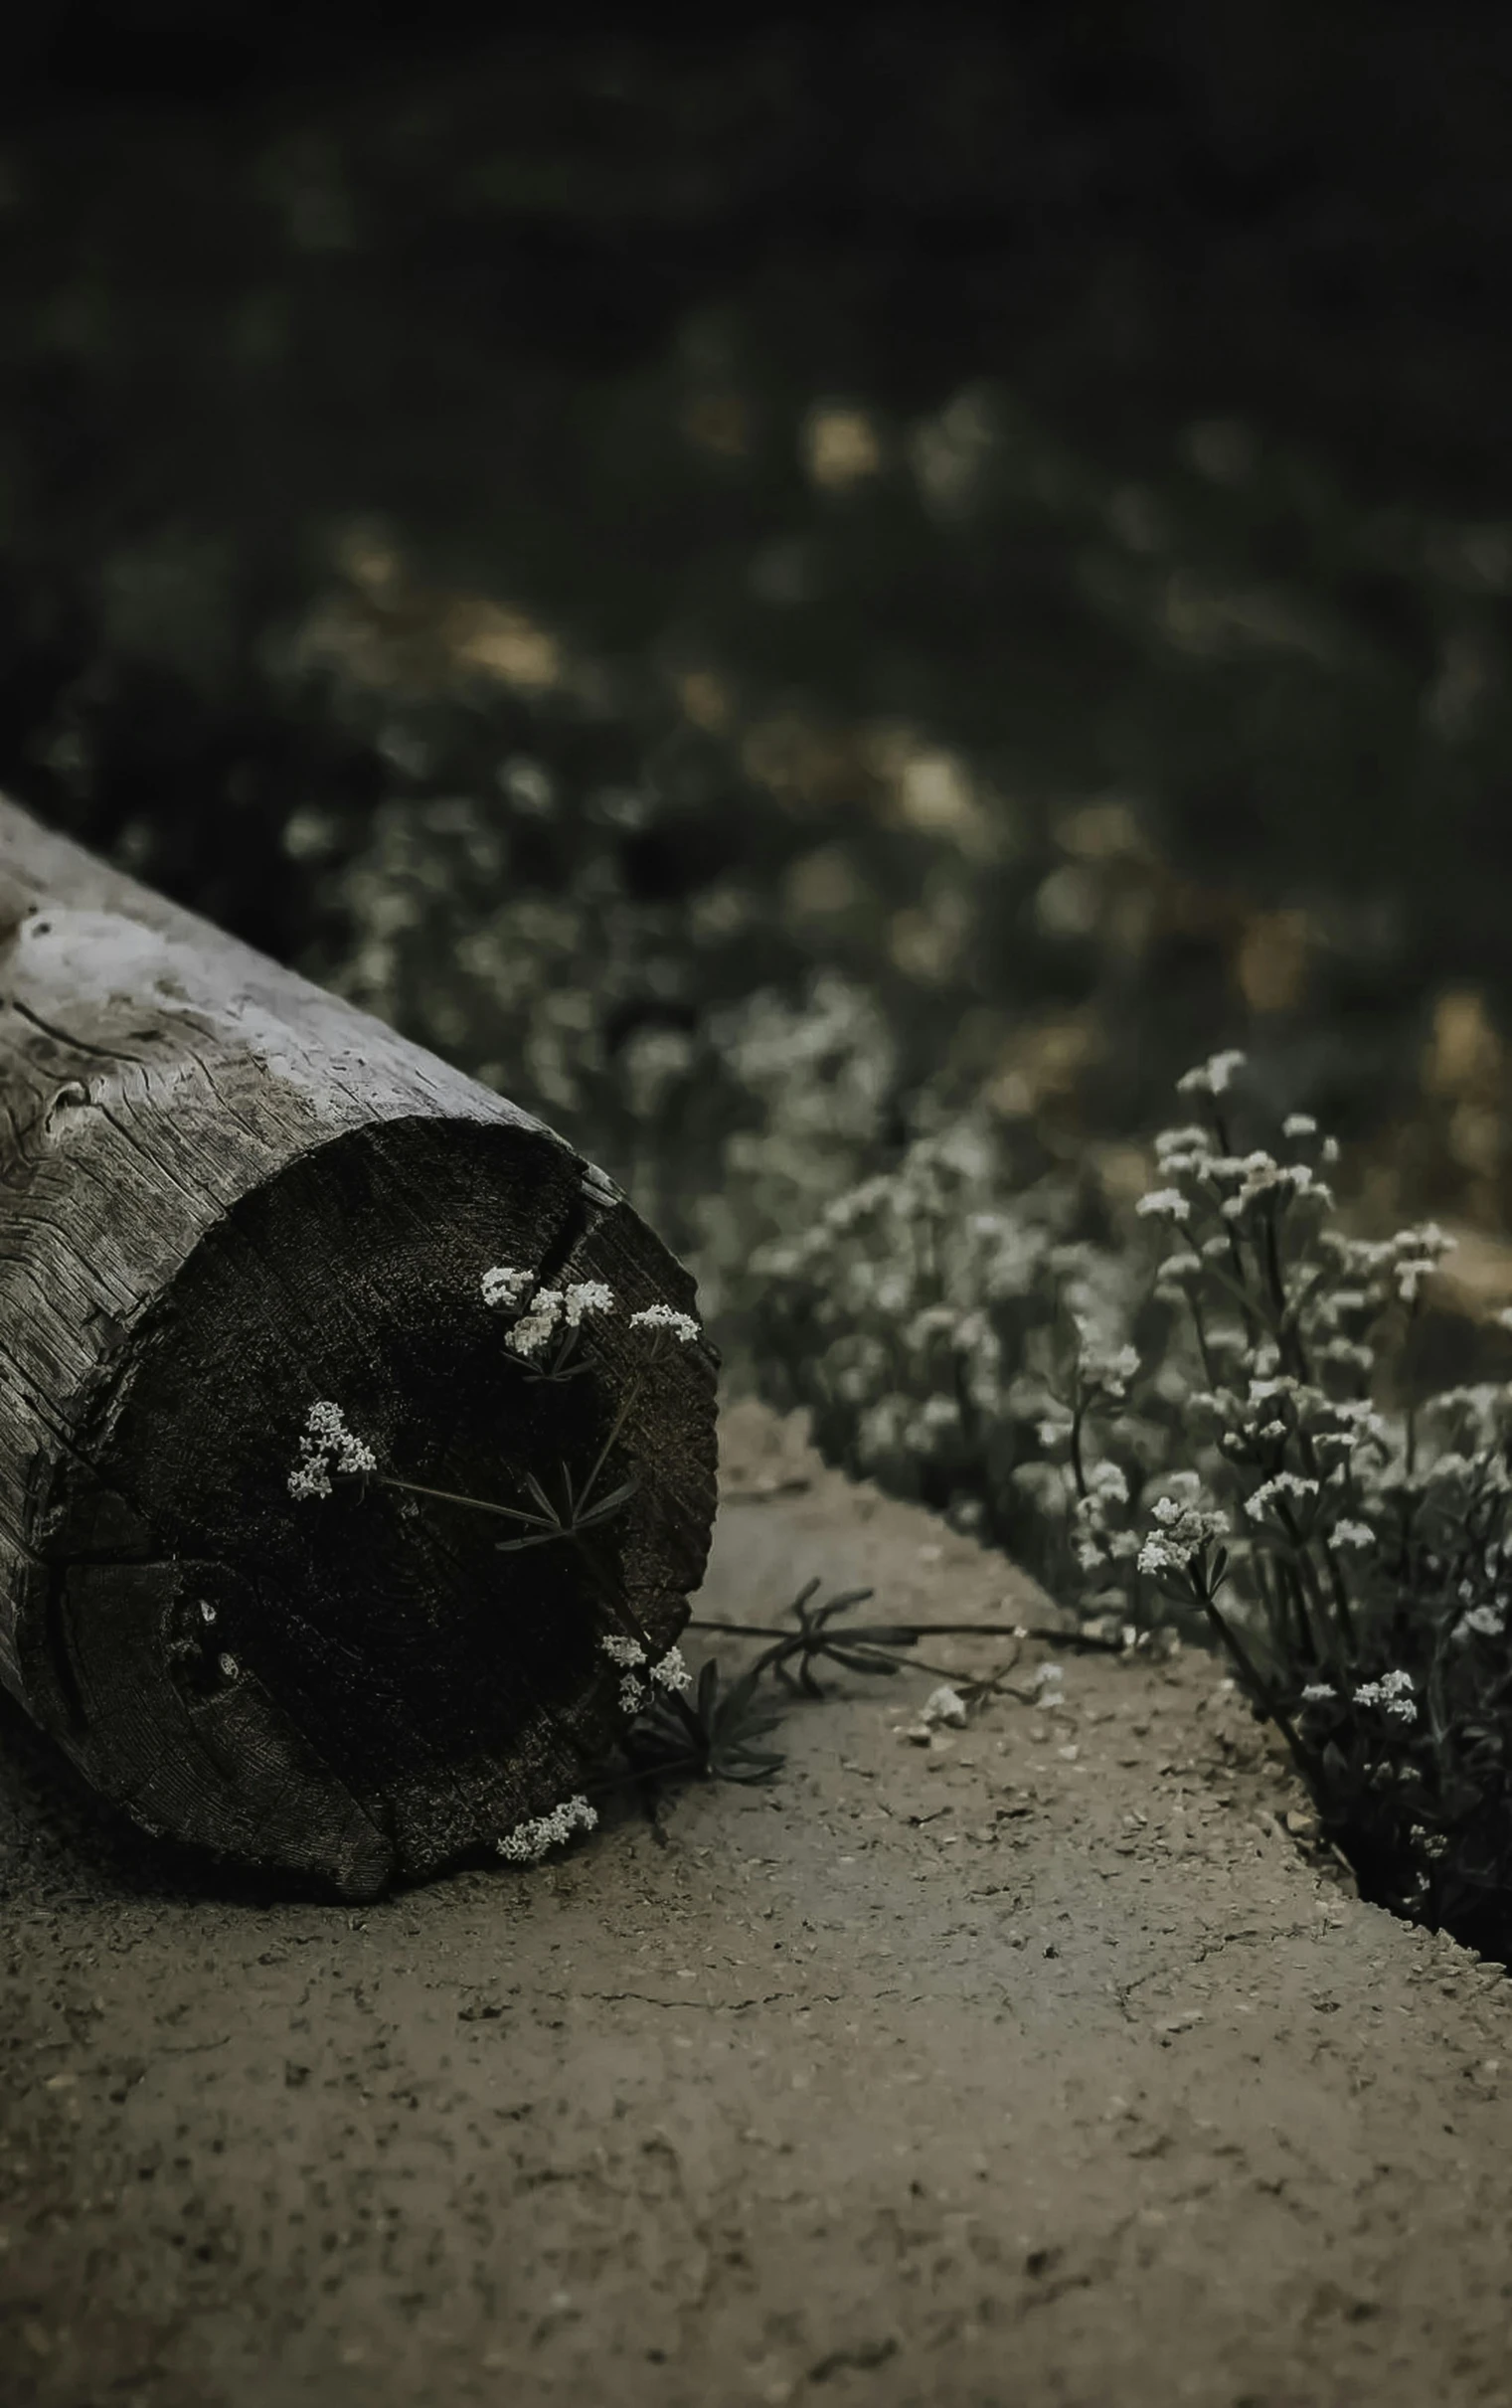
left=756, top=1047, right=1512, bottom=1957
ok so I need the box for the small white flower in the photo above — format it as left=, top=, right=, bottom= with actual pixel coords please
left=1138, top=1493, right=1228, bottom=1579
left=1176, top=1048, right=1247, bottom=1098
left=1353, top=1669, right=1417, bottom=1722
left=1077, top=1335, right=1139, bottom=1398
left=1137, top=1535, right=1181, bottom=1574
left=1136, top=1188, right=1192, bottom=1222
left=1283, top=1114, right=1318, bottom=1139
left=1245, top=1472, right=1319, bottom=1523
left=650, top=1645, right=692, bottom=1693
left=1240, top=1148, right=1283, bottom=1183
left=598, top=1633, right=647, bottom=1668
left=628, top=1304, right=702, bottom=1345
left=1156, top=1250, right=1202, bottom=1281
left=563, top=1280, right=616, bottom=1327
left=1301, top=1681, right=1336, bottom=1702
left=1330, top=1519, right=1375, bottom=1551
left=496, top=1793, right=597, bottom=1864
left=481, top=1265, right=535, bottom=1311
left=288, top=1400, right=377, bottom=1500
left=506, top=1289, right=566, bottom=1357
left=1460, top=1604, right=1506, bottom=1638
left=1208, top=1049, right=1247, bottom=1093
left=1287, top=1169, right=1334, bottom=1208
left=618, top=1674, right=648, bottom=1713
left=1313, top=1429, right=1361, bottom=1457
left=1153, top=1125, right=1215, bottom=1161
left=1088, top=1459, right=1129, bottom=1504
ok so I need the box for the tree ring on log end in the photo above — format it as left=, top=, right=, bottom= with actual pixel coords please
left=26, top=1116, right=718, bottom=1900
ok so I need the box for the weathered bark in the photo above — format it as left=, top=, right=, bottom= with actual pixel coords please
left=0, top=795, right=718, bottom=1899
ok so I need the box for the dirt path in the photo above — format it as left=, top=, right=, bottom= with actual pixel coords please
left=4, top=1401, right=1512, bottom=2408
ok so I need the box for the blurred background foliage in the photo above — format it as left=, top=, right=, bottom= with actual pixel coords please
left=5, top=3, right=1512, bottom=1352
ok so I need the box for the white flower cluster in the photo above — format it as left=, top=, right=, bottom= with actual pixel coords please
left=1137, top=1492, right=1227, bottom=1578
left=566, top=1281, right=617, bottom=1325
left=1215, top=1151, right=1334, bottom=1220
left=1135, top=1188, right=1191, bottom=1223
left=1458, top=1603, right=1506, bottom=1638
left=1175, top=1048, right=1247, bottom=1098
left=627, top=1304, right=702, bottom=1345
left=596, top=1632, right=693, bottom=1713
left=1244, top=1471, right=1319, bottom=1524
left=1304, top=1670, right=1418, bottom=1724
left=1410, top=1823, right=1448, bottom=1863
left=496, top=1793, right=598, bottom=1864
left=1071, top=1458, right=1139, bottom=1574
left=1330, top=1519, right=1375, bottom=1551
left=1152, top=1248, right=1203, bottom=1298
left=482, top=1267, right=620, bottom=1358
left=480, top=1268, right=702, bottom=1359
left=1316, top=1223, right=1456, bottom=1309
left=650, top=1644, right=693, bottom=1693
left=1352, top=1669, right=1417, bottom=1723
left=1144, top=1106, right=1342, bottom=1256
left=480, top=1265, right=534, bottom=1310
left=1076, top=1324, right=1139, bottom=1400
left=1153, top=1123, right=1216, bottom=1169
left=288, top=1401, right=377, bottom=1501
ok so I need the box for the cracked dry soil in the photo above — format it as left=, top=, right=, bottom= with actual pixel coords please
left=4, top=1400, right=1512, bottom=2407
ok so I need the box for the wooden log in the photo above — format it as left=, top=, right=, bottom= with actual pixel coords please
left=0, top=794, right=718, bottom=1900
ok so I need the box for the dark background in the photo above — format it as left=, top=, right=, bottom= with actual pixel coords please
left=5, top=1, right=1511, bottom=1272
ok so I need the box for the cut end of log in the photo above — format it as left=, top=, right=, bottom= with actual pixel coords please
left=20, top=1117, right=718, bottom=1899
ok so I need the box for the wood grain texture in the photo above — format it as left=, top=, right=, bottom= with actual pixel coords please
left=0, top=795, right=718, bottom=1898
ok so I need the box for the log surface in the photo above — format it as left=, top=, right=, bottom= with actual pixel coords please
left=0, top=796, right=718, bottom=1897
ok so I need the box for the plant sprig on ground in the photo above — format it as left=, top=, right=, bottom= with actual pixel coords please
left=586, top=1581, right=1107, bottom=1814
